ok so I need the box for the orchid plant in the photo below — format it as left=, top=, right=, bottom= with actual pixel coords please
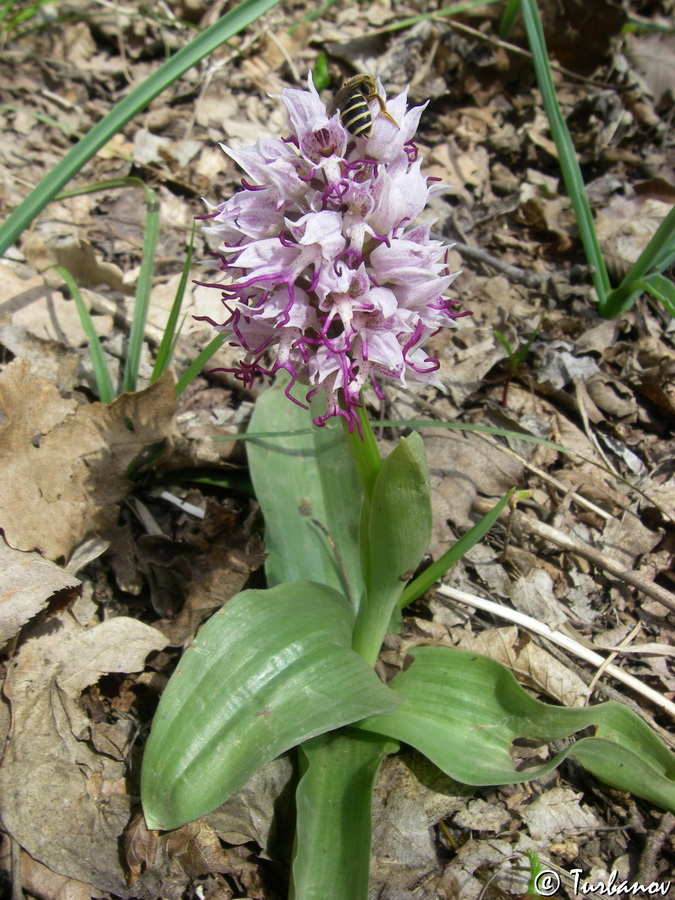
left=141, top=78, right=675, bottom=899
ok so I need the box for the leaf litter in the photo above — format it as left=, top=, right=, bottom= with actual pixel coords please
left=1, top=0, right=675, bottom=897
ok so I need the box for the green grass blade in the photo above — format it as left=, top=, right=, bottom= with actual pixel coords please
left=53, top=265, right=115, bottom=404
left=398, top=487, right=517, bottom=609
left=151, top=220, right=196, bottom=383
left=377, top=0, right=503, bottom=34
left=493, top=329, right=515, bottom=361
left=520, top=0, right=611, bottom=310
left=122, top=182, right=160, bottom=394
left=498, top=0, right=522, bottom=39
left=159, top=466, right=254, bottom=497
left=53, top=177, right=161, bottom=394
left=603, top=207, right=675, bottom=316
left=641, top=273, right=675, bottom=316
left=174, top=332, right=228, bottom=395
left=0, top=0, right=285, bottom=257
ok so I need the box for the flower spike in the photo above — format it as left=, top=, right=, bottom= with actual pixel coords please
left=202, top=75, right=468, bottom=429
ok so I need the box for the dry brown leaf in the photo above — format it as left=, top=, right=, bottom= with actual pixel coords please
left=425, top=428, right=523, bottom=532
left=597, top=509, right=661, bottom=569
left=0, top=359, right=179, bottom=560
left=519, top=785, right=601, bottom=840
left=370, top=753, right=472, bottom=898
left=453, top=798, right=511, bottom=833
left=443, top=834, right=541, bottom=900
left=166, top=820, right=248, bottom=879
left=0, top=612, right=166, bottom=895
left=511, top=569, right=568, bottom=629
left=9, top=845, right=93, bottom=900
left=23, top=231, right=125, bottom=292
left=595, top=196, right=672, bottom=283
left=123, top=813, right=158, bottom=888
left=0, top=542, right=80, bottom=644
left=205, top=756, right=294, bottom=849
left=625, top=32, right=675, bottom=107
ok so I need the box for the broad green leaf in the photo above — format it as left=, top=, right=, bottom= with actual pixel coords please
left=291, top=729, right=398, bottom=900
left=142, top=582, right=399, bottom=829
left=352, top=432, right=432, bottom=664
left=356, top=647, right=675, bottom=812
left=247, top=376, right=364, bottom=602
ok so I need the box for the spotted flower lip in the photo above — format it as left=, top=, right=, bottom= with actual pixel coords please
left=198, top=74, right=469, bottom=431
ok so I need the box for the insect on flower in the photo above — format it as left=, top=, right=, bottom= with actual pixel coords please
left=328, top=74, right=399, bottom=138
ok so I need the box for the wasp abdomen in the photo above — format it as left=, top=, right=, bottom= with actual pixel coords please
left=339, top=88, right=374, bottom=137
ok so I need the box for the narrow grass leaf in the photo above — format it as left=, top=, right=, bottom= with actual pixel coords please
left=398, top=487, right=517, bottom=609
left=603, top=207, right=675, bottom=316
left=159, top=466, right=254, bottom=497
left=174, top=332, right=229, bottom=395
left=54, top=265, right=115, bottom=403
left=152, top=220, right=196, bottom=383
left=121, top=183, right=160, bottom=393
left=520, top=0, right=611, bottom=309
left=141, top=582, right=399, bottom=830
left=641, top=273, right=675, bottom=316
left=378, top=0, right=503, bottom=34
left=498, top=0, right=522, bottom=39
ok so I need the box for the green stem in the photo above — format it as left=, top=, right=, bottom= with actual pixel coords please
left=351, top=583, right=401, bottom=667
left=342, top=403, right=381, bottom=501
left=342, top=402, right=382, bottom=644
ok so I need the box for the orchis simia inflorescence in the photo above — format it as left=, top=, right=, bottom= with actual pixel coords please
left=196, top=75, right=469, bottom=432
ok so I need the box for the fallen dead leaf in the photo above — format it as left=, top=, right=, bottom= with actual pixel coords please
left=519, top=785, right=601, bottom=840
left=0, top=840, right=93, bottom=900
left=0, top=541, right=80, bottom=645
left=0, top=359, right=180, bottom=560
left=0, top=612, right=166, bottom=895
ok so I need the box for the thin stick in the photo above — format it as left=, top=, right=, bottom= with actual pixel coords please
left=474, top=498, right=675, bottom=613
left=438, top=584, right=675, bottom=719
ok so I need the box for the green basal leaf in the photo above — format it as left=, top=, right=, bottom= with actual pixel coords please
left=246, top=375, right=364, bottom=603
left=356, top=646, right=675, bottom=812
left=291, top=729, right=398, bottom=900
left=142, top=582, right=399, bottom=830
left=352, top=432, right=432, bottom=664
